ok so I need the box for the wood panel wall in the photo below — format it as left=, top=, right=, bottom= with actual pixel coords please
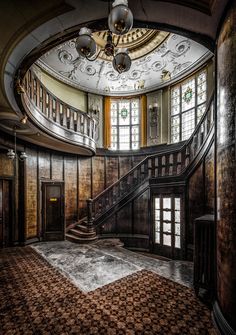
left=187, top=142, right=215, bottom=259
left=19, top=147, right=152, bottom=241
left=99, top=189, right=150, bottom=250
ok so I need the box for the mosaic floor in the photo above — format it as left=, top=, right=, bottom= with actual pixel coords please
left=0, top=245, right=217, bottom=334
left=32, top=240, right=193, bottom=291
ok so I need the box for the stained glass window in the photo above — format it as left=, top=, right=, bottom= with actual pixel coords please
left=110, top=99, right=140, bottom=150
left=171, top=70, right=207, bottom=143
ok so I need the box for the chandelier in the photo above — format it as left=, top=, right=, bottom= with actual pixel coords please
left=76, top=0, right=133, bottom=73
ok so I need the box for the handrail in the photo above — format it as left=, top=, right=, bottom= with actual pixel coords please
left=22, top=68, right=97, bottom=141
left=87, top=93, right=214, bottom=225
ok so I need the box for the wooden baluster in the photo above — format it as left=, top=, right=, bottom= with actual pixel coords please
left=61, top=104, right=67, bottom=127
left=84, top=116, right=88, bottom=136
left=55, top=100, right=60, bottom=124
left=36, top=78, right=40, bottom=108
left=52, top=98, right=56, bottom=121
left=42, top=87, right=46, bottom=115
left=76, top=113, right=81, bottom=133
left=45, top=92, right=49, bottom=118
left=69, top=108, right=74, bottom=130
left=73, top=111, right=77, bottom=132
left=169, top=154, right=173, bottom=176
left=48, top=95, right=53, bottom=120
left=66, top=107, right=70, bottom=128
left=161, top=155, right=166, bottom=176
left=30, top=71, right=34, bottom=100
left=33, top=77, right=37, bottom=105
left=80, top=115, right=84, bottom=134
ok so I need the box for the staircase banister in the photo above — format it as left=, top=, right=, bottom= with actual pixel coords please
left=90, top=91, right=214, bottom=204
left=91, top=145, right=182, bottom=203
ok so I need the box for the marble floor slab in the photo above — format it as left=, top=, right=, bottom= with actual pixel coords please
left=32, top=239, right=193, bottom=292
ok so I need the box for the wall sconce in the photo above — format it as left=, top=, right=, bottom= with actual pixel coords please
left=6, top=130, right=27, bottom=161
left=20, top=115, right=28, bottom=124
left=90, top=105, right=100, bottom=116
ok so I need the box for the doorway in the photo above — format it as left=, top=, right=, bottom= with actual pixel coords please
left=0, top=179, right=12, bottom=247
left=42, top=182, right=65, bottom=241
left=152, top=194, right=183, bottom=259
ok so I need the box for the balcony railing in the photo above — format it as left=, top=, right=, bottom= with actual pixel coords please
left=22, top=68, right=97, bottom=153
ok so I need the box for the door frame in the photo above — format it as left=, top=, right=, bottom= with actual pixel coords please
left=41, top=181, right=65, bottom=241
left=150, top=184, right=185, bottom=260
left=0, top=178, right=14, bottom=247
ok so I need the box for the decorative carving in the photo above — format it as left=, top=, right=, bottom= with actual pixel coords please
left=37, top=29, right=210, bottom=96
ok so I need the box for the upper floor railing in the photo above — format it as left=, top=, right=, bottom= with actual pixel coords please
left=22, top=68, right=97, bottom=152
left=87, top=93, right=214, bottom=225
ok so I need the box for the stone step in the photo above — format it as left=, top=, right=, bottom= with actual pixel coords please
left=66, top=233, right=98, bottom=244
left=69, top=228, right=97, bottom=238
left=74, top=223, right=94, bottom=233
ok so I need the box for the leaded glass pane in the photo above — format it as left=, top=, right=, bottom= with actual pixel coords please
left=197, top=104, right=206, bottom=123
left=163, top=211, right=171, bottom=221
left=175, top=235, right=181, bottom=249
left=132, top=142, right=139, bottom=150
left=119, top=103, right=130, bottom=126
left=111, top=102, right=117, bottom=110
left=163, top=198, right=171, bottom=209
left=175, top=198, right=180, bottom=210
left=155, top=198, right=160, bottom=209
left=175, top=223, right=181, bottom=235
left=175, top=211, right=180, bottom=223
left=197, top=71, right=207, bottom=106
left=182, top=108, right=195, bottom=140
left=171, top=115, right=180, bottom=143
left=182, top=78, right=195, bottom=112
left=155, top=232, right=160, bottom=244
left=171, top=87, right=180, bottom=115
left=163, top=222, right=171, bottom=233
left=155, top=210, right=160, bottom=220
left=155, top=219, right=160, bottom=231
left=110, top=99, right=139, bottom=150
left=163, top=234, right=171, bottom=246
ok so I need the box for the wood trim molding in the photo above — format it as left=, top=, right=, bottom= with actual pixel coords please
left=140, top=95, right=147, bottom=147
left=104, top=96, right=111, bottom=149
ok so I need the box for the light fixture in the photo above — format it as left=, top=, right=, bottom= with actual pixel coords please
left=7, top=130, right=27, bottom=161
left=76, top=0, right=133, bottom=73
left=20, top=115, right=28, bottom=124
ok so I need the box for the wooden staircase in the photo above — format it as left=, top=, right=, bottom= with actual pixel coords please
left=66, top=222, right=97, bottom=244
left=66, top=95, right=214, bottom=244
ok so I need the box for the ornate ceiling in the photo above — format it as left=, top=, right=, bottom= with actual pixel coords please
left=37, top=28, right=211, bottom=96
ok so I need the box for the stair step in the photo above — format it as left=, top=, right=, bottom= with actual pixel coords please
left=66, top=233, right=98, bottom=244
left=74, top=224, right=93, bottom=233
left=70, top=228, right=96, bottom=238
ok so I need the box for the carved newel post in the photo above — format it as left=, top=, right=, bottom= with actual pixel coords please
left=86, top=199, right=93, bottom=226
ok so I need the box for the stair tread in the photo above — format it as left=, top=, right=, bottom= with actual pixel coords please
left=70, top=228, right=96, bottom=236
left=66, top=233, right=97, bottom=242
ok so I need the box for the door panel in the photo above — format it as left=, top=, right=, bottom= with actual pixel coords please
left=152, top=194, right=183, bottom=259
left=42, top=182, right=64, bottom=241
left=0, top=180, right=11, bottom=247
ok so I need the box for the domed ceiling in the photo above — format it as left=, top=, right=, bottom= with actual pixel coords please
left=37, top=28, right=211, bottom=96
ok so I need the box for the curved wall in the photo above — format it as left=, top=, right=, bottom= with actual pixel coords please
left=215, top=0, right=236, bottom=333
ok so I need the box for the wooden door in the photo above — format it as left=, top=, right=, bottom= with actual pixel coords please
left=42, top=182, right=64, bottom=241
left=152, top=194, right=183, bottom=259
left=0, top=180, right=11, bottom=247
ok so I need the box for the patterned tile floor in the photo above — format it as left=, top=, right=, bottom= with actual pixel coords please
left=0, top=242, right=217, bottom=334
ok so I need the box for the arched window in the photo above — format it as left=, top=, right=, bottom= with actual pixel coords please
left=171, top=70, right=207, bottom=143
left=110, top=98, right=140, bottom=150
